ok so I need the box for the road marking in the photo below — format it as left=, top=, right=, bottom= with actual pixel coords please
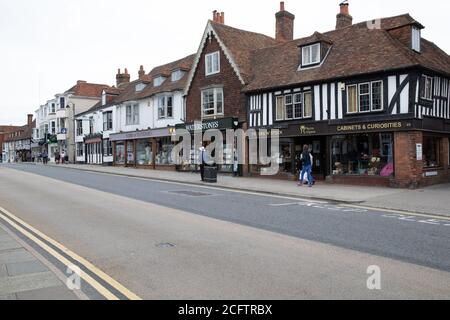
left=0, top=206, right=141, bottom=300
left=342, top=204, right=450, bottom=222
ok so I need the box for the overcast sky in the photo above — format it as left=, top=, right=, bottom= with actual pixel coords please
left=0, top=0, right=448, bottom=125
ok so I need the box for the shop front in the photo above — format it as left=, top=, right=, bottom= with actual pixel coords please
left=109, top=127, right=176, bottom=171
left=176, top=117, right=240, bottom=174
left=84, top=135, right=103, bottom=165
left=252, top=118, right=450, bottom=188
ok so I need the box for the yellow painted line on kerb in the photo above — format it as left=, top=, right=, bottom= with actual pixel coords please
left=0, top=206, right=142, bottom=300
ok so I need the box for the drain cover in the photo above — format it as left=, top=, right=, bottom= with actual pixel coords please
left=156, top=243, right=175, bottom=248
left=167, top=190, right=212, bottom=197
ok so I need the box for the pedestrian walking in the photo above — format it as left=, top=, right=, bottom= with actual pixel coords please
left=199, top=145, right=206, bottom=182
left=42, top=150, right=48, bottom=165
left=298, top=145, right=314, bottom=187
left=55, top=151, right=60, bottom=164
left=233, top=149, right=239, bottom=177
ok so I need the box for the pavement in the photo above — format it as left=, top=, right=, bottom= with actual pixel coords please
left=0, top=221, right=80, bottom=300
left=0, top=165, right=450, bottom=299
left=33, top=163, right=450, bottom=217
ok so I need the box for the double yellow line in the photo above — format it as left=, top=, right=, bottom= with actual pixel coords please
left=0, top=206, right=141, bottom=300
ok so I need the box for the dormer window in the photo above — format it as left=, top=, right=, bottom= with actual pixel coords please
left=135, top=83, right=147, bottom=92
left=301, top=43, right=321, bottom=67
left=412, top=27, right=421, bottom=52
left=205, top=51, right=220, bottom=76
left=153, top=76, right=166, bottom=87
left=171, top=69, right=185, bottom=82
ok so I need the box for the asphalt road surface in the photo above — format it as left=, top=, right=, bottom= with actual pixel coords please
left=1, top=163, right=449, bottom=299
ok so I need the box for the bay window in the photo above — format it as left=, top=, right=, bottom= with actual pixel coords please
left=202, top=88, right=223, bottom=117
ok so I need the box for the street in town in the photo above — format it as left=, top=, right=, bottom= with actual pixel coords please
left=1, top=163, right=449, bottom=300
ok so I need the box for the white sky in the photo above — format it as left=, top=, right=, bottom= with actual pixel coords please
left=0, top=0, right=448, bottom=125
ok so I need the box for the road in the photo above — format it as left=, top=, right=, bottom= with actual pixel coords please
left=0, top=163, right=450, bottom=299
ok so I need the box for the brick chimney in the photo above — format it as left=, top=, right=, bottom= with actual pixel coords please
left=27, top=114, right=33, bottom=126
left=116, top=68, right=130, bottom=87
left=212, top=10, right=225, bottom=24
left=138, top=65, right=146, bottom=80
left=336, top=1, right=353, bottom=30
left=276, top=2, right=295, bottom=42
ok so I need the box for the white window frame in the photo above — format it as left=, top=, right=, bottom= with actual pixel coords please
left=201, top=88, right=224, bottom=118
left=284, top=95, right=294, bottom=120
left=412, top=27, right=421, bottom=53
left=157, top=95, right=174, bottom=119
left=126, top=104, right=140, bottom=125
left=346, top=81, right=384, bottom=114
left=171, top=69, right=184, bottom=82
left=301, top=43, right=321, bottom=67
left=153, top=76, right=165, bottom=87
left=421, top=75, right=433, bottom=101
left=205, top=51, right=220, bottom=76
left=358, top=83, right=371, bottom=113
left=371, top=81, right=384, bottom=111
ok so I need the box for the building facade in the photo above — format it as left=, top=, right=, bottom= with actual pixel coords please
left=244, top=3, right=450, bottom=188
left=0, top=126, right=21, bottom=162
left=3, top=115, right=35, bottom=163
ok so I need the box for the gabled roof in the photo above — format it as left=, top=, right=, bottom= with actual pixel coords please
left=184, top=20, right=279, bottom=93
left=244, top=14, right=450, bottom=92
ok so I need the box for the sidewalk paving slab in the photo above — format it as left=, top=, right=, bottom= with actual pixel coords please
left=0, top=223, right=80, bottom=300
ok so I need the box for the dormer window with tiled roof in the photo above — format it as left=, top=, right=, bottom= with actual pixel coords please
left=171, top=69, right=185, bottom=82
left=301, top=43, right=321, bottom=67
left=153, top=76, right=166, bottom=87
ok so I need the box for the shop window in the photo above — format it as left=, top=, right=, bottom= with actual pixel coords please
left=155, top=137, right=173, bottom=165
left=115, top=143, right=125, bottom=164
left=423, top=136, right=441, bottom=168
left=76, top=143, right=83, bottom=157
left=331, top=133, right=394, bottom=176
left=136, top=140, right=153, bottom=165
left=103, top=140, right=112, bottom=157
left=127, top=142, right=135, bottom=163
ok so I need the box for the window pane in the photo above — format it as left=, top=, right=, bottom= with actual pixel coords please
left=371, top=81, right=383, bottom=111
left=347, top=86, right=358, bottom=113
left=285, top=95, right=293, bottom=120
left=302, top=46, right=311, bottom=65
left=216, top=90, right=223, bottom=114
left=303, top=92, right=312, bottom=118
left=276, top=96, right=285, bottom=120
left=423, top=136, right=440, bottom=168
left=202, top=90, right=215, bottom=116
left=311, top=44, right=320, bottom=63
left=359, top=83, right=370, bottom=112
left=294, top=93, right=302, bottom=118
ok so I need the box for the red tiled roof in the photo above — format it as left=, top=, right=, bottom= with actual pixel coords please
left=66, top=81, right=111, bottom=98
left=209, top=21, right=279, bottom=83
left=244, top=14, right=450, bottom=92
left=3, top=121, right=35, bottom=142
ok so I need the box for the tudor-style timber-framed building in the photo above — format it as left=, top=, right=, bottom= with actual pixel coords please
left=244, top=2, right=450, bottom=188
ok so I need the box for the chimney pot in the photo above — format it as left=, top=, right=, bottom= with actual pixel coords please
left=220, top=12, right=225, bottom=24
left=116, top=67, right=130, bottom=87
left=280, top=1, right=285, bottom=11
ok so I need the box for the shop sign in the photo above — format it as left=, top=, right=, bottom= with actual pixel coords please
left=109, top=128, right=171, bottom=142
left=336, top=121, right=412, bottom=133
left=424, top=171, right=438, bottom=177
left=299, top=125, right=317, bottom=135
left=416, top=144, right=423, bottom=161
left=180, top=118, right=238, bottom=133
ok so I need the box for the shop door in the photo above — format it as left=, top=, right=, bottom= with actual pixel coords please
left=293, top=137, right=327, bottom=179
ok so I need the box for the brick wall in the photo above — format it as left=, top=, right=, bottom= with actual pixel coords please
left=393, top=131, right=423, bottom=188
left=185, top=34, right=247, bottom=123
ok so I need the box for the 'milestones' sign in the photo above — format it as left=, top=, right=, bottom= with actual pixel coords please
left=179, top=118, right=238, bottom=133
